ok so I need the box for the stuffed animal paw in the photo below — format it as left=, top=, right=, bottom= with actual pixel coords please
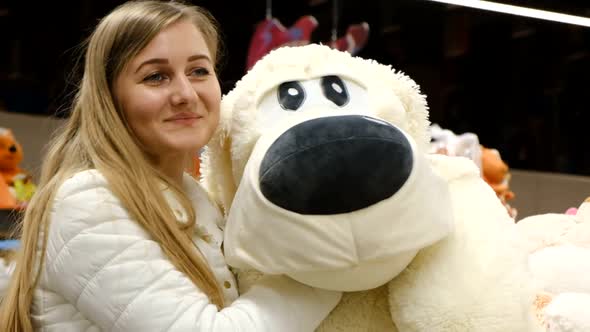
left=517, top=198, right=590, bottom=331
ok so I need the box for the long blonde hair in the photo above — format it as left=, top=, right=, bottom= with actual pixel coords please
left=0, top=1, right=225, bottom=330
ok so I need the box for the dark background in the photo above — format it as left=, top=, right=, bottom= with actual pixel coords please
left=1, top=0, right=590, bottom=175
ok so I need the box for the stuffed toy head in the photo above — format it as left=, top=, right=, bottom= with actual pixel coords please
left=0, top=128, right=23, bottom=173
left=202, top=44, right=455, bottom=291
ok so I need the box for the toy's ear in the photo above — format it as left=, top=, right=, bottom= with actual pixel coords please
left=0, top=127, right=13, bottom=138
left=378, top=70, right=431, bottom=151
left=200, top=104, right=237, bottom=218
left=398, top=83, right=430, bottom=152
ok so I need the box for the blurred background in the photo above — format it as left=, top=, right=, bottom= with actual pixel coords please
left=1, top=1, right=590, bottom=221
left=2, top=0, right=590, bottom=176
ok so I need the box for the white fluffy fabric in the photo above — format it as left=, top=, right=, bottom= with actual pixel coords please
left=517, top=213, right=578, bottom=253
left=529, top=245, right=590, bottom=294
left=517, top=200, right=590, bottom=331
left=517, top=201, right=590, bottom=251
left=388, top=155, right=542, bottom=332
left=544, top=293, right=590, bottom=332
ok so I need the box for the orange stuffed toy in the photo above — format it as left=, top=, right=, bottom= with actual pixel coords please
left=481, top=146, right=516, bottom=218
left=0, top=176, right=16, bottom=209
left=0, top=129, right=25, bottom=185
left=0, top=128, right=36, bottom=209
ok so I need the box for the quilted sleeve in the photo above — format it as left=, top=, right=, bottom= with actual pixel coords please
left=43, top=171, right=340, bottom=332
left=0, top=258, right=15, bottom=297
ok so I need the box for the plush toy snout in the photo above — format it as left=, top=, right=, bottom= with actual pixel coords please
left=259, top=114, right=413, bottom=215
left=220, top=109, right=454, bottom=291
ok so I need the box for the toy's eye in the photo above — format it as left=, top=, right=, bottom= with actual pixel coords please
left=321, top=75, right=349, bottom=107
left=278, top=81, right=305, bottom=111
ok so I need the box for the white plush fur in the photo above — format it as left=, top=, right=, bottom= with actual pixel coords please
left=516, top=201, right=590, bottom=331
left=388, top=155, right=541, bottom=331
left=544, top=293, right=590, bottom=331
left=201, top=44, right=543, bottom=331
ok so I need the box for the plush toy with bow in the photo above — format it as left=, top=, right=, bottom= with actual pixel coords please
left=202, top=44, right=543, bottom=331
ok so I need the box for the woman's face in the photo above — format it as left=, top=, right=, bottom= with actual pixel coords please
left=114, top=20, right=220, bottom=162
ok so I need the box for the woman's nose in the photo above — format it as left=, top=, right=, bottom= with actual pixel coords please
left=170, top=75, right=198, bottom=105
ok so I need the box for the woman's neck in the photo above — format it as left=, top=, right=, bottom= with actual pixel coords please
left=154, top=153, right=189, bottom=187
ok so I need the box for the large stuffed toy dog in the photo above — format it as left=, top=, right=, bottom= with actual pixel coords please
left=202, top=44, right=543, bottom=331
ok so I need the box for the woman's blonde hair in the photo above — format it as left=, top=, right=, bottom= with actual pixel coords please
left=0, top=1, right=224, bottom=330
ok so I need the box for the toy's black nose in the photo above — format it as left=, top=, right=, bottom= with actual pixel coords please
left=259, top=115, right=413, bottom=215
left=9, top=145, right=17, bottom=153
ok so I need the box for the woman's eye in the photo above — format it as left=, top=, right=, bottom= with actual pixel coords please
left=278, top=81, right=305, bottom=111
left=190, top=67, right=210, bottom=77
left=143, top=72, right=165, bottom=83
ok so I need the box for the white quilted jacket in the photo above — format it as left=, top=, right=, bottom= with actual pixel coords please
left=30, top=170, right=339, bottom=331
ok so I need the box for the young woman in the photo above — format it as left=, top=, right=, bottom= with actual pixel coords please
left=0, top=1, right=341, bottom=331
